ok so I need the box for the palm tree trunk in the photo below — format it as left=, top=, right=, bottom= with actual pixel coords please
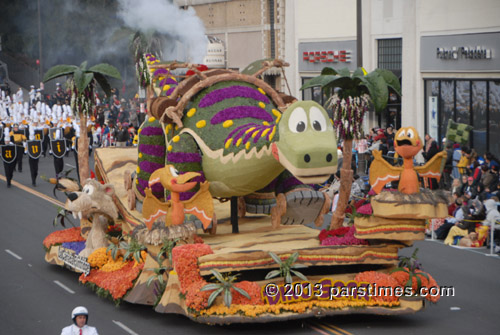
left=330, top=138, right=353, bottom=230
left=78, top=113, right=90, bottom=182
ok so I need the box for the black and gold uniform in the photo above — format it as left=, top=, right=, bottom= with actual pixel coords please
left=10, top=125, right=27, bottom=172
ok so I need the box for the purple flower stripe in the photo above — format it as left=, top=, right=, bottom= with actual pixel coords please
left=277, top=176, right=303, bottom=194
left=166, top=191, right=195, bottom=201
left=154, top=68, right=168, bottom=76
left=139, top=160, right=164, bottom=174
left=227, top=123, right=257, bottom=139
left=167, top=152, right=202, bottom=163
left=62, top=241, right=86, bottom=254
left=211, top=106, right=273, bottom=125
left=165, top=88, right=175, bottom=97
left=199, top=86, right=270, bottom=108
left=140, top=127, right=164, bottom=136
left=139, top=144, right=166, bottom=157
left=137, top=178, right=164, bottom=195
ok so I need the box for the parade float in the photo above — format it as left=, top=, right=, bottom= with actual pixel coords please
left=43, top=56, right=446, bottom=324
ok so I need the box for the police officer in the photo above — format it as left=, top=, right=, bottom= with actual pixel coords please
left=60, top=306, right=98, bottom=335
left=10, top=123, right=27, bottom=172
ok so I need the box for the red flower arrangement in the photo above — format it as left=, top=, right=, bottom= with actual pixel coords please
left=43, top=227, right=85, bottom=250
left=319, top=226, right=369, bottom=246
left=354, top=271, right=400, bottom=303
left=79, top=261, right=144, bottom=301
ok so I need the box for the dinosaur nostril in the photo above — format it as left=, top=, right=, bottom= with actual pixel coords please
left=304, top=154, right=311, bottom=163
left=68, top=192, right=78, bottom=201
left=326, top=153, right=333, bottom=162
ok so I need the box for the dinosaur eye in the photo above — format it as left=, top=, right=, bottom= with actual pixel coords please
left=399, top=129, right=406, bottom=138
left=169, top=166, right=179, bottom=177
left=82, top=185, right=94, bottom=195
left=407, top=129, right=415, bottom=138
left=288, top=107, right=308, bottom=133
left=309, top=106, right=327, bottom=132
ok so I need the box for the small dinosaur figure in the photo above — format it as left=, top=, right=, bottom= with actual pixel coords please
left=142, top=165, right=214, bottom=231
left=65, top=179, right=118, bottom=258
left=369, top=127, right=446, bottom=194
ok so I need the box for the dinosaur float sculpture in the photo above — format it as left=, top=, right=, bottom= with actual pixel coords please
left=369, top=126, right=446, bottom=194
left=131, top=66, right=337, bottom=228
left=65, top=179, right=118, bottom=257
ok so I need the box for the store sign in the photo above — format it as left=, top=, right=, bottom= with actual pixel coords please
left=436, top=46, right=492, bottom=60
left=302, top=50, right=352, bottom=63
left=421, top=32, right=500, bottom=72
left=299, top=41, right=357, bottom=72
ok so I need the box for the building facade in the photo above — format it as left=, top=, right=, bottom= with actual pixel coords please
left=180, top=0, right=500, bottom=156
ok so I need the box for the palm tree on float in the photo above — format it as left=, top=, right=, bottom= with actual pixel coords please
left=301, top=67, right=401, bottom=230
left=43, top=61, right=121, bottom=182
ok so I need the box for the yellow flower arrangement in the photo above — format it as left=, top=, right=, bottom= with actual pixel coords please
left=87, top=247, right=110, bottom=269
left=199, top=299, right=400, bottom=317
left=101, top=256, right=127, bottom=272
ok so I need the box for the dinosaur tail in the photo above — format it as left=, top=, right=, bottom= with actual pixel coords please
left=134, top=116, right=166, bottom=200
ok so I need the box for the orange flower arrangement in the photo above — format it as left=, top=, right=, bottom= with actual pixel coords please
left=231, top=281, right=263, bottom=305
left=172, top=243, right=213, bottom=311
left=79, top=261, right=144, bottom=301
left=354, top=271, right=400, bottom=303
left=390, top=268, right=440, bottom=303
left=43, top=227, right=85, bottom=250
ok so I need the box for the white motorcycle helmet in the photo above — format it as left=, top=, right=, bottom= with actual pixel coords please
left=71, top=306, right=89, bottom=325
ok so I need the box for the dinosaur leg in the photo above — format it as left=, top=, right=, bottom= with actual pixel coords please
left=273, top=170, right=331, bottom=227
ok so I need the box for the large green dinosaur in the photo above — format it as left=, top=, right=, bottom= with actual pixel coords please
left=133, top=70, right=338, bottom=228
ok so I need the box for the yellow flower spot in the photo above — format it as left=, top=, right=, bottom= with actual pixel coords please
left=162, top=84, right=171, bottom=91
left=272, top=109, right=281, bottom=123
left=187, top=108, right=197, bottom=118
left=269, top=126, right=276, bottom=141
left=262, top=121, right=270, bottom=126
left=236, top=138, right=242, bottom=147
left=175, top=125, right=179, bottom=131
left=252, top=130, right=260, bottom=138
left=167, top=145, right=173, bottom=151
left=169, top=270, right=177, bottom=275
left=136, top=167, right=140, bottom=173
left=196, top=120, right=206, bottom=128
left=245, top=141, right=251, bottom=150
left=261, top=128, right=271, bottom=137
left=148, top=117, right=156, bottom=123
left=225, top=138, right=232, bottom=149
left=165, top=124, right=172, bottom=133
left=330, top=118, right=334, bottom=125
left=258, top=102, right=266, bottom=108
left=245, top=127, right=256, bottom=134
left=223, top=120, right=234, bottom=128
left=173, top=135, right=180, bottom=143
left=135, top=179, right=139, bottom=184
left=138, top=128, right=142, bottom=134
left=138, top=153, right=143, bottom=158
left=258, top=87, right=266, bottom=95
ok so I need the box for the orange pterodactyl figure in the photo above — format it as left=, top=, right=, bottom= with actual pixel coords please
left=369, top=127, right=446, bottom=194
left=142, top=165, right=214, bottom=230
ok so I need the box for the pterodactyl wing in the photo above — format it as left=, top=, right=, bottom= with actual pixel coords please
left=369, top=150, right=403, bottom=194
left=415, top=151, right=447, bottom=181
left=182, top=181, right=214, bottom=229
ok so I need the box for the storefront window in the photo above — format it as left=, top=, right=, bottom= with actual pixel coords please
left=440, top=80, right=454, bottom=141
left=490, top=81, right=500, bottom=157
left=424, top=79, right=500, bottom=157
left=472, top=81, right=487, bottom=155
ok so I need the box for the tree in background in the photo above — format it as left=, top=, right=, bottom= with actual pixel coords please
left=301, top=67, right=401, bottom=229
left=43, top=61, right=121, bottom=182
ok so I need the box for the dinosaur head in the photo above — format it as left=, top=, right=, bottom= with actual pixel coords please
left=394, top=126, right=423, bottom=159
left=272, top=101, right=337, bottom=184
left=149, top=165, right=200, bottom=193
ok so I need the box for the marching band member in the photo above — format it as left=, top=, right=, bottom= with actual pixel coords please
left=10, top=123, right=27, bottom=172
left=2, top=127, right=16, bottom=188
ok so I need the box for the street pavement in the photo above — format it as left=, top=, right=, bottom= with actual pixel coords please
left=1, top=150, right=499, bottom=334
